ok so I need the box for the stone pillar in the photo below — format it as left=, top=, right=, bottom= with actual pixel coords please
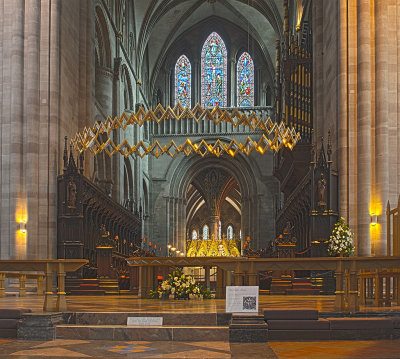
left=193, top=60, right=199, bottom=105
left=356, top=0, right=372, bottom=256
left=230, top=57, right=236, bottom=106
left=338, top=0, right=348, bottom=220
left=209, top=213, right=220, bottom=240
left=398, top=0, right=400, bottom=194
left=48, top=0, right=60, bottom=260
left=2, top=0, right=25, bottom=259
left=387, top=0, right=398, bottom=207
left=375, top=0, right=389, bottom=255
left=24, top=0, right=41, bottom=258
left=95, top=66, right=113, bottom=116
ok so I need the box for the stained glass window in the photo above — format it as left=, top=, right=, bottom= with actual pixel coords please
left=175, top=55, right=191, bottom=107
left=237, top=52, right=254, bottom=107
left=227, top=225, right=233, bottom=240
left=219, top=220, right=221, bottom=239
left=192, top=229, right=198, bottom=240
left=201, top=32, right=227, bottom=107
left=203, top=225, right=209, bottom=239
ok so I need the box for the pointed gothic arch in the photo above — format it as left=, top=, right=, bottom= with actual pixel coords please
left=175, top=54, right=191, bottom=107
left=201, top=32, right=227, bottom=107
left=237, top=52, right=254, bottom=107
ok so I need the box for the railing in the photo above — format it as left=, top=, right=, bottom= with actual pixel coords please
left=151, top=106, right=273, bottom=137
left=127, top=256, right=400, bottom=311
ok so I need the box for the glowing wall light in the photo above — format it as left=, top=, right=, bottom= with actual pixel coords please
left=370, top=214, right=378, bottom=226
left=19, top=222, right=27, bottom=233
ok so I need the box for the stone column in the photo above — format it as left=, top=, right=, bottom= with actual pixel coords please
left=24, top=0, right=41, bottom=258
left=398, top=0, right=400, bottom=194
left=2, top=0, right=25, bottom=258
left=338, top=0, right=348, bottom=220
left=356, top=0, right=372, bottom=256
left=230, top=58, right=236, bottom=106
left=95, top=67, right=113, bottom=116
left=48, top=0, right=60, bottom=260
left=209, top=213, right=220, bottom=241
left=375, top=0, right=389, bottom=255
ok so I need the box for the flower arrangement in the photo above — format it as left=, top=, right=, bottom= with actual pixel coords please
left=149, top=267, right=212, bottom=299
left=328, top=217, right=354, bottom=256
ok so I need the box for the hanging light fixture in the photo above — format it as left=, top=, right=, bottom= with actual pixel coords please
left=72, top=104, right=301, bottom=159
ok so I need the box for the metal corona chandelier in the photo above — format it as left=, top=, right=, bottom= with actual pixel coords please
left=72, top=103, right=301, bottom=158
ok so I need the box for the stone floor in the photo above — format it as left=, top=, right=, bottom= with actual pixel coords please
left=1, top=295, right=400, bottom=357
left=1, top=294, right=399, bottom=313
left=0, top=338, right=399, bottom=358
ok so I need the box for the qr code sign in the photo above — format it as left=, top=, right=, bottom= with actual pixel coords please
left=242, top=296, right=256, bottom=310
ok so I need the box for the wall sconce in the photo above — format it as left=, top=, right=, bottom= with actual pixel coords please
left=19, top=222, right=27, bottom=233
left=370, top=214, right=378, bottom=226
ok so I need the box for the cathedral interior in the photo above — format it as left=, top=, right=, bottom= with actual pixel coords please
left=0, top=0, right=400, bottom=354
left=1, top=0, right=399, bottom=261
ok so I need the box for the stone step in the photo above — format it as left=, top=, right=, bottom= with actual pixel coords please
left=63, top=312, right=230, bottom=326
left=56, top=325, right=229, bottom=341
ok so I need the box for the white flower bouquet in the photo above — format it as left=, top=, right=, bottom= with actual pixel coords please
left=155, top=267, right=203, bottom=299
left=328, top=217, right=354, bottom=257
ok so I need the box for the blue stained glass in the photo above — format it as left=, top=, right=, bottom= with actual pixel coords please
left=227, top=225, right=233, bottom=240
left=203, top=225, right=209, bottom=239
left=201, top=32, right=227, bottom=107
left=175, top=55, right=191, bottom=107
left=237, top=52, right=254, bottom=107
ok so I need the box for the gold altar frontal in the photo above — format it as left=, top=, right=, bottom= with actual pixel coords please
left=127, top=256, right=400, bottom=312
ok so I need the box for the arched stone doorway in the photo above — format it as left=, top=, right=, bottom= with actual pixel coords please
left=186, top=168, right=241, bottom=244
left=149, top=150, right=277, bottom=255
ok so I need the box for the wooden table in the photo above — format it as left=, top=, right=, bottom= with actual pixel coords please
left=0, top=259, right=87, bottom=311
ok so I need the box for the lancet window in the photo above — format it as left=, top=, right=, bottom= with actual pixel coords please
left=202, top=225, right=209, bottom=239
left=227, top=225, right=234, bottom=240
left=201, top=32, right=227, bottom=107
left=175, top=55, right=191, bottom=107
left=237, top=52, right=254, bottom=107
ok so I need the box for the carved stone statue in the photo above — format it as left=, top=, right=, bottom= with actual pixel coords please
left=67, top=180, right=77, bottom=210
left=317, top=172, right=327, bottom=210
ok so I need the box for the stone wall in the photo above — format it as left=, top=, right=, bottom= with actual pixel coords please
left=313, top=0, right=400, bottom=256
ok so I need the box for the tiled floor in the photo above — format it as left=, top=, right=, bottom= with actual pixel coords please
left=0, top=339, right=399, bottom=358
left=1, top=295, right=399, bottom=357
left=1, top=294, right=398, bottom=313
